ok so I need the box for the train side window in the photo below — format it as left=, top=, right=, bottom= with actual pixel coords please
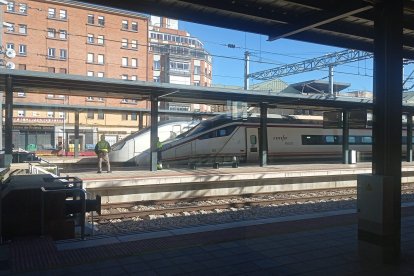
left=217, top=125, right=237, bottom=137
left=250, top=135, right=257, bottom=145
left=199, top=131, right=214, bottom=140
left=349, top=136, right=356, bottom=144
left=324, top=135, right=337, bottom=144
left=302, top=135, right=323, bottom=145
left=361, top=136, right=372, bottom=144
left=217, top=129, right=227, bottom=137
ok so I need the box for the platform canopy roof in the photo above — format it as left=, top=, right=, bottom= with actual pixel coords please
left=0, top=69, right=374, bottom=112
left=291, top=80, right=351, bottom=94
left=80, top=0, right=414, bottom=59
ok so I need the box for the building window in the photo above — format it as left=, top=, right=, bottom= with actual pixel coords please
left=6, top=43, right=14, bottom=50
left=87, top=14, right=94, bottom=24
left=97, top=54, right=104, bottom=64
left=87, top=111, right=94, bottom=119
left=87, top=34, right=94, bottom=43
left=48, top=8, right=56, bottom=18
left=87, top=71, right=93, bottom=77
left=97, top=72, right=104, bottom=78
left=47, top=111, right=54, bottom=118
left=7, top=2, right=14, bottom=12
left=121, top=38, right=128, bottom=48
left=86, top=96, right=94, bottom=101
left=59, top=68, right=67, bottom=74
left=59, top=30, right=67, bottom=39
left=153, top=60, right=160, bottom=70
left=121, top=57, right=128, bottom=67
left=60, top=49, right=67, bottom=60
left=121, top=74, right=128, bottom=80
left=97, top=16, right=105, bottom=26
left=121, top=113, right=128, bottom=120
left=122, top=20, right=128, bottom=30
left=97, top=35, right=104, bottom=45
left=17, top=110, right=25, bottom=117
left=131, top=22, right=138, bottom=31
left=18, top=24, right=27, bottom=34
left=131, top=113, right=137, bottom=120
left=194, top=81, right=200, bottom=86
left=131, top=40, right=137, bottom=49
left=87, top=53, right=94, bottom=63
left=19, top=3, right=27, bottom=14
left=48, top=28, right=56, bottom=38
left=5, top=22, right=14, bottom=32
left=170, top=61, right=190, bottom=72
left=131, top=75, right=137, bottom=81
left=58, top=112, right=65, bottom=118
left=18, top=44, right=26, bottom=55
left=18, top=64, right=26, bottom=70
left=48, top=48, right=56, bottom=58
left=98, top=110, right=104, bottom=120
left=59, top=9, right=67, bottom=20
left=194, top=65, right=201, bottom=75
left=153, top=76, right=160, bottom=82
left=131, top=58, right=137, bottom=68
left=48, top=67, right=55, bottom=73
left=17, top=92, right=26, bottom=97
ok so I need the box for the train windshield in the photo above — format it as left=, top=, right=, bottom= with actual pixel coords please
left=180, top=115, right=232, bottom=138
left=111, top=120, right=190, bottom=151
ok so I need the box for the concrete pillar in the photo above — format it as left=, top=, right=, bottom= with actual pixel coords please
left=150, top=96, right=158, bottom=171
left=358, top=0, right=403, bottom=263
left=138, top=111, right=144, bottom=130
left=259, top=103, right=268, bottom=167
left=407, top=113, right=412, bottom=162
left=4, top=75, right=13, bottom=166
left=74, top=110, right=80, bottom=158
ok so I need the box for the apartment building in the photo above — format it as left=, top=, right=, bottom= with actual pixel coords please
left=148, top=16, right=212, bottom=118
left=2, top=0, right=212, bottom=153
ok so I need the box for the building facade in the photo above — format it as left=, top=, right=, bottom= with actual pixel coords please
left=148, top=16, right=212, bottom=118
left=2, top=0, right=212, bottom=153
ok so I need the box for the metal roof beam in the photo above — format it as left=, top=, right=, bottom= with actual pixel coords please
left=268, top=5, right=372, bottom=41
left=249, top=49, right=373, bottom=81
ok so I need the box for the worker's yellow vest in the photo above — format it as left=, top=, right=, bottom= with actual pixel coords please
left=97, top=141, right=109, bottom=152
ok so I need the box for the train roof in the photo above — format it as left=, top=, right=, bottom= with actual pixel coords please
left=182, top=113, right=322, bottom=138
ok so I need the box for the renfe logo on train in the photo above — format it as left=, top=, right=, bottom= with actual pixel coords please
left=273, top=135, right=288, bottom=141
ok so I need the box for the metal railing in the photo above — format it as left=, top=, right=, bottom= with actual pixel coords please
left=29, top=158, right=60, bottom=176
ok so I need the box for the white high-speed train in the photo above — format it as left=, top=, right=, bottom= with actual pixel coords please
left=133, top=113, right=409, bottom=167
left=109, top=119, right=199, bottom=163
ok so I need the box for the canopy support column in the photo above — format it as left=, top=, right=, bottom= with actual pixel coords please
left=259, top=103, right=268, bottom=167
left=150, top=96, right=159, bottom=171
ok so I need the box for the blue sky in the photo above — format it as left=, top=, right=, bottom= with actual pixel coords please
left=180, top=21, right=414, bottom=93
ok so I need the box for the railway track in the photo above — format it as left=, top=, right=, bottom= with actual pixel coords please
left=94, top=186, right=414, bottom=222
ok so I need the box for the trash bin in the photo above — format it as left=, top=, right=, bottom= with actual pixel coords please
left=26, top=144, right=37, bottom=152
left=348, top=150, right=357, bottom=164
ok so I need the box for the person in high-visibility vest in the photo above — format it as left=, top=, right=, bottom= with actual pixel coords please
left=95, top=135, right=111, bottom=173
left=156, top=137, right=163, bottom=170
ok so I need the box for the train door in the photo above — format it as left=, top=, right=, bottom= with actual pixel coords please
left=246, top=128, right=259, bottom=162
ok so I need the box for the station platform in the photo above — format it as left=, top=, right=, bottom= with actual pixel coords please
left=55, top=161, right=414, bottom=203
left=2, top=204, right=414, bottom=275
